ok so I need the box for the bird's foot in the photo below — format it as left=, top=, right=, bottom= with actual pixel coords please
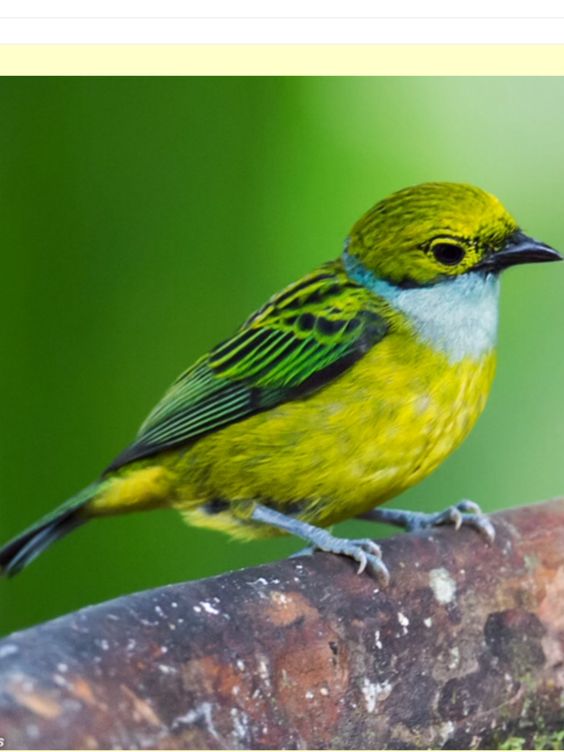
left=252, top=503, right=389, bottom=584
left=360, top=500, right=495, bottom=543
left=294, top=535, right=389, bottom=583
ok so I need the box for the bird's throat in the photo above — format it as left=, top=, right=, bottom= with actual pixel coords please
left=343, top=253, right=500, bottom=363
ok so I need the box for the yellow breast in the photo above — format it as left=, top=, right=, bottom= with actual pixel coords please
left=169, top=331, right=496, bottom=539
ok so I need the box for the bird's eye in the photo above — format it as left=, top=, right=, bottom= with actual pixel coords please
left=432, top=242, right=466, bottom=266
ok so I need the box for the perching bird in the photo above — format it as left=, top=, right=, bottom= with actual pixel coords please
left=0, top=182, right=561, bottom=583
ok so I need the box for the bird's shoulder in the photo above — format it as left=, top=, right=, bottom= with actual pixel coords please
left=242, top=259, right=388, bottom=329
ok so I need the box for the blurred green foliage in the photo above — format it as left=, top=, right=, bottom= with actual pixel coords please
left=1, top=77, right=563, bottom=636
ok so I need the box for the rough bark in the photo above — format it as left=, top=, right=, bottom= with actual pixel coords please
left=1, top=499, right=564, bottom=750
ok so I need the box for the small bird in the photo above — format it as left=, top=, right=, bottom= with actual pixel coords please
left=1, top=182, right=560, bottom=583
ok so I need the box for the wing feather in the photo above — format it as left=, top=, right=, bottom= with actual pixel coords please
left=105, top=262, right=390, bottom=473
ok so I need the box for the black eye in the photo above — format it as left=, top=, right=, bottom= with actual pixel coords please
left=432, top=242, right=466, bottom=266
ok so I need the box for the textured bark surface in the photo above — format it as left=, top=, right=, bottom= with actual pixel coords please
left=1, top=499, right=564, bottom=750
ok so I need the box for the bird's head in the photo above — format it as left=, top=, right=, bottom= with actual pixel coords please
left=345, top=182, right=561, bottom=287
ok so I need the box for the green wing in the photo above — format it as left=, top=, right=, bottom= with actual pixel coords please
left=105, top=262, right=389, bottom=472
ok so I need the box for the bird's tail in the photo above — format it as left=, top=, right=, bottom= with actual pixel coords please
left=0, top=482, right=102, bottom=577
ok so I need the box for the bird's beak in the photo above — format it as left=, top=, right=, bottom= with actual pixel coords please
left=479, top=230, right=562, bottom=272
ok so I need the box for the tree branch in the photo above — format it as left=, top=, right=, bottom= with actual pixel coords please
left=1, top=499, right=564, bottom=749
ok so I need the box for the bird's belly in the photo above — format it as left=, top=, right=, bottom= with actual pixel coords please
left=171, top=338, right=496, bottom=535
left=298, top=347, right=495, bottom=523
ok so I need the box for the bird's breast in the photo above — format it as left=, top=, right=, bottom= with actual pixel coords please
left=313, top=334, right=497, bottom=510
left=171, top=330, right=497, bottom=531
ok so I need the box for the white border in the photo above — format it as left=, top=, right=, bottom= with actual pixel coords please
left=3, top=1, right=564, bottom=18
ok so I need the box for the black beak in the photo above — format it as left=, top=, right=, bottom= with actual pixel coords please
left=478, top=230, right=562, bottom=272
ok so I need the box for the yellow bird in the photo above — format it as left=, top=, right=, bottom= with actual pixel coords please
left=1, top=182, right=561, bottom=583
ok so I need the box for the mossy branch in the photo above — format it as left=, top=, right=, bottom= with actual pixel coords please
left=1, top=499, right=564, bottom=749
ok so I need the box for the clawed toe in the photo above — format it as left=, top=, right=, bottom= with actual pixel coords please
left=443, top=506, right=463, bottom=529
left=350, top=538, right=383, bottom=559
left=317, top=536, right=388, bottom=583
left=457, top=499, right=482, bottom=515
left=286, top=534, right=388, bottom=583
left=431, top=501, right=495, bottom=543
left=255, top=504, right=389, bottom=583
left=459, top=512, right=496, bottom=543
left=338, top=539, right=389, bottom=583
left=363, top=552, right=390, bottom=584
left=362, top=500, right=495, bottom=545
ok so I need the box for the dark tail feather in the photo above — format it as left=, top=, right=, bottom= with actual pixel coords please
left=0, top=483, right=99, bottom=577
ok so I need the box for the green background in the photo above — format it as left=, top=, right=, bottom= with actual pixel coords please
left=1, top=77, right=563, bottom=636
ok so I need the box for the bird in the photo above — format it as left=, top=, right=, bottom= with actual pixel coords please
left=0, top=182, right=561, bottom=584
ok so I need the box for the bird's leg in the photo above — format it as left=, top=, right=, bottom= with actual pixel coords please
left=358, top=500, right=495, bottom=542
left=251, top=503, right=390, bottom=584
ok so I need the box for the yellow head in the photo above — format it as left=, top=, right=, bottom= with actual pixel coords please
left=346, top=182, right=560, bottom=286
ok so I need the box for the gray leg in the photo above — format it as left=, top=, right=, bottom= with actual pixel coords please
left=252, top=504, right=389, bottom=584
left=359, top=500, right=495, bottom=542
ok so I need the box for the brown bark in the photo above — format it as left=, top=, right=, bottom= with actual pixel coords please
left=1, top=499, right=564, bottom=749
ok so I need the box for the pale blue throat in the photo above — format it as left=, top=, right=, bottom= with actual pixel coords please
left=343, top=251, right=500, bottom=364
